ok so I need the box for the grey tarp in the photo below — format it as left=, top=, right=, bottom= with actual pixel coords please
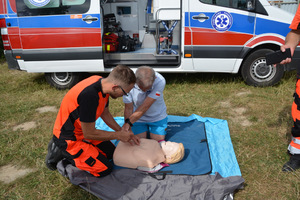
left=57, top=160, right=244, bottom=200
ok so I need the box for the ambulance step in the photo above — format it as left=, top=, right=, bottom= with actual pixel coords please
left=104, top=53, right=179, bottom=67
left=104, top=59, right=179, bottom=67
left=104, top=52, right=178, bottom=60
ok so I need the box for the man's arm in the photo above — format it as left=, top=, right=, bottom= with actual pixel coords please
left=280, top=29, right=300, bottom=64
left=124, top=102, right=134, bottom=121
left=81, top=121, right=132, bottom=142
left=122, top=97, right=156, bottom=131
left=123, top=102, right=134, bottom=131
left=101, top=106, right=140, bottom=145
left=128, top=97, right=156, bottom=123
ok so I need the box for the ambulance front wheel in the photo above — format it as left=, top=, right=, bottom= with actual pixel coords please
left=241, top=49, right=284, bottom=87
left=45, top=72, right=81, bottom=90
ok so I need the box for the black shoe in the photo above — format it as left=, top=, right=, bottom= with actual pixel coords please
left=45, top=138, right=64, bottom=170
left=282, top=156, right=300, bottom=172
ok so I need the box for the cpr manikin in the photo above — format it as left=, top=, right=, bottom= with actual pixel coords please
left=113, top=138, right=184, bottom=172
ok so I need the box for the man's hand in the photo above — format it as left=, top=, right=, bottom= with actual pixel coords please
left=116, top=130, right=140, bottom=145
left=128, top=134, right=140, bottom=146
left=277, top=30, right=300, bottom=66
left=279, top=45, right=294, bottom=65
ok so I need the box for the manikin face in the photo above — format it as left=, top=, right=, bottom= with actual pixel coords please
left=161, top=141, right=180, bottom=158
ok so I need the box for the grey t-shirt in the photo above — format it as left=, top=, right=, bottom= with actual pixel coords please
left=123, top=72, right=167, bottom=122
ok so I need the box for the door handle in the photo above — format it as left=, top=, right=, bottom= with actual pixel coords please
left=82, top=15, right=98, bottom=24
left=192, top=14, right=209, bottom=22
left=192, top=16, right=209, bottom=20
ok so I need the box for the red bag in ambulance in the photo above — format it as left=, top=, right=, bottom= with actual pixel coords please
left=103, top=33, right=119, bottom=53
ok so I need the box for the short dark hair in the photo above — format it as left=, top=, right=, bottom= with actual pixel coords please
left=108, top=65, right=136, bottom=85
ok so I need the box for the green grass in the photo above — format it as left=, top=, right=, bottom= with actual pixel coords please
left=0, top=62, right=299, bottom=199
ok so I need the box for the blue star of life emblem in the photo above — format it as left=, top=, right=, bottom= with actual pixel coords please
left=212, top=11, right=233, bottom=32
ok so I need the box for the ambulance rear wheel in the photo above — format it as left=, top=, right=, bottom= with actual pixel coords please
left=45, top=72, right=81, bottom=90
left=241, top=49, right=284, bottom=87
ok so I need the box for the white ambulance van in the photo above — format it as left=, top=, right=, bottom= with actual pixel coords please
left=0, top=0, right=298, bottom=89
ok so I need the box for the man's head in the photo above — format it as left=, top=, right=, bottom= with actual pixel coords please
left=161, top=141, right=185, bottom=164
left=106, top=65, right=136, bottom=98
left=135, top=66, right=156, bottom=92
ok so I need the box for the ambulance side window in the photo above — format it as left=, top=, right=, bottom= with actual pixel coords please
left=199, top=0, right=249, bottom=11
left=16, top=0, right=90, bottom=16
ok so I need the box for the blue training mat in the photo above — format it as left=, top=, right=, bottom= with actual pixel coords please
left=95, top=114, right=242, bottom=178
left=164, top=120, right=212, bottom=175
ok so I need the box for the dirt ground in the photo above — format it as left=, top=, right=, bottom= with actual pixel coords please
left=0, top=165, right=36, bottom=184
left=219, top=91, right=252, bottom=127
left=0, top=106, right=57, bottom=184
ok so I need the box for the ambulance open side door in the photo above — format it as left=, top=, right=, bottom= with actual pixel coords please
left=188, top=0, right=255, bottom=73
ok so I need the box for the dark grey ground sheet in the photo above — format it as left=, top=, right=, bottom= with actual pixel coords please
left=57, top=160, right=244, bottom=200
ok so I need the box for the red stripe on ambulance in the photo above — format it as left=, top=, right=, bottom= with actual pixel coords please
left=7, top=27, right=21, bottom=49
left=246, top=35, right=285, bottom=47
left=184, top=27, right=192, bottom=45
left=19, top=28, right=102, bottom=49
left=189, top=27, right=253, bottom=46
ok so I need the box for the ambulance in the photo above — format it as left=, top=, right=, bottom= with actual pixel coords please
left=0, top=0, right=299, bottom=89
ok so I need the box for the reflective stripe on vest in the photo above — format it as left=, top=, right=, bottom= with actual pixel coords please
left=288, top=137, right=300, bottom=154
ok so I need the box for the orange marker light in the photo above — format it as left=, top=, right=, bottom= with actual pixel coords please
left=70, top=15, right=82, bottom=19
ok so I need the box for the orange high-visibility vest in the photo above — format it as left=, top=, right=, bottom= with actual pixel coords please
left=53, top=75, right=109, bottom=141
left=290, top=6, right=300, bottom=30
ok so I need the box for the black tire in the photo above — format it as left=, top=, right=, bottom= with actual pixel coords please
left=45, top=72, right=81, bottom=90
left=241, top=49, right=284, bottom=87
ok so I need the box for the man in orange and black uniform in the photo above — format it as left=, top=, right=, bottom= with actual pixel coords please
left=279, top=6, right=300, bottom=172
left=45, top=65, right=140, bottom=177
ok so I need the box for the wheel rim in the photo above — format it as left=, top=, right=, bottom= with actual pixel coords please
left=50, top=72, right=72, bottom=86
left=250, top=57, right=276, bottom=83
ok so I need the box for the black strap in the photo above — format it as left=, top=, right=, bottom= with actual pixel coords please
left=125, top=118, right=133, bottom=127
left=148, top=171, right=173, bottom=180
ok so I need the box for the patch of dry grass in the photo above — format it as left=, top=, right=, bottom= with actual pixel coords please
left=0, top=62, right=299, bottom=199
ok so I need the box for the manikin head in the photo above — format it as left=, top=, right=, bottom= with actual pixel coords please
left=161, top=141, right=185, bottom=164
